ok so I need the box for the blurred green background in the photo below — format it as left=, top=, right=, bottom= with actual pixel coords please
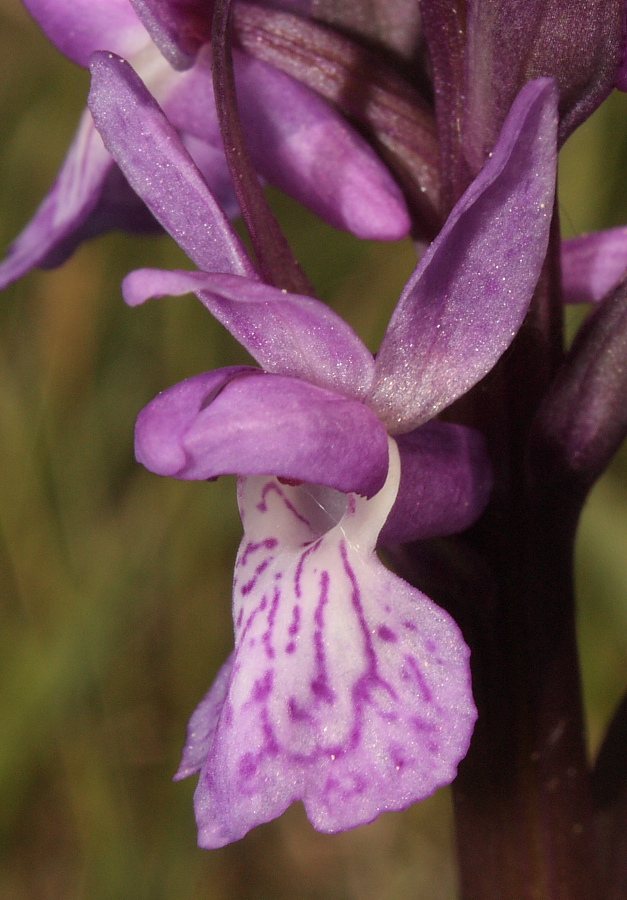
left=1, top=1, right=627, bottom=897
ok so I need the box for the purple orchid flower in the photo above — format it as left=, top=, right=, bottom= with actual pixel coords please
left=0, top=0, right=410, bottom=291
left=88, top=48, right=558, bottom=845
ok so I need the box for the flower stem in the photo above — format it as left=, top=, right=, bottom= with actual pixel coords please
left=442, top=212, right=597, bottom=898
left=451, top=508, right=596, bottom=900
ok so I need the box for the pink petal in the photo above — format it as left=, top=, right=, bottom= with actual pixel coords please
left=370, top=78, right=558, bottom=432
left=123, top=270, right=374, bottom=398
left=135, top=369, right=389, bottom=497
left=0, top=110, right=112, bottom=289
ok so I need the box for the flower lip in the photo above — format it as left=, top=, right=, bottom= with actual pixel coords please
left=178, top=439, right=477, bottom=846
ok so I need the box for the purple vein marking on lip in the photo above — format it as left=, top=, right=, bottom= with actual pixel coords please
left=404, top=655, right=433, bottom=704
left=288, top=604, right=301, bottom=636
left=310, top=569, right=335, bottom=704
left=238, top=537, right=278, bottom=569
left=262, top=585, right=281, bottom=660
left=340, top=540, right=397, bottom=724
left=257, top=482, right=312, bottom=528
left=285, top=603, right=301, bottom=654
left=261, top=706, right=280, bottom=755
left=294, top=540, right=322, bottom=599
left=238, top=593, right=267, bottom=646
left=236, top=706, right=282, bottom=795
left=241, top=557, right=273, bottom=596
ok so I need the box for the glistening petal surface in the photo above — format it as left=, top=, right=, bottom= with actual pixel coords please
left=123, top=270, right=374, bottom=397
left=369, top=78, right=558, bottom=433
left=135, top=370, right=389, bottom=496
left=88, top=51, right=254, bottom=278
left=181, top=441, right=475, bottom=846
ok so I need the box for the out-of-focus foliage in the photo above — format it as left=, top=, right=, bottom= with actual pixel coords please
left=0, top=0, right=626, bottom=897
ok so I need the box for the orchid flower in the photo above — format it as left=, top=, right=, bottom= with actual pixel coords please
left=0, top=0, right=410, bottom=291
left=86, top=50, right=559, bottom=845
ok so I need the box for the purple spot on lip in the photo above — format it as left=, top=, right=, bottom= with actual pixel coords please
left=403, top=620, right=417, bottom=632
left=238, top=752, right=258, bottom=779
left=411, top=716, right=436, bottom=734
left=390, top=746, right=406, bottom=769
left=377, top=624, right=397, bottom=642
left=261, top=708, right=280, bottom=754
left=311, top=675, right=335, bottom=703
left=285, top=641, right=296, bottom=654
left=288, top=697, right=312, bottom=722
left=252, top=670, right=273, bottom=701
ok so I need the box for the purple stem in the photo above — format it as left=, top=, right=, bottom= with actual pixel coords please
left=212, top=0, right=314, bottom=294
left=435, top=210, right=598, bottom=899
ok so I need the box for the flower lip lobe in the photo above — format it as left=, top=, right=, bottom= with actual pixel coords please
left=177, top=440, right=476, bottom=846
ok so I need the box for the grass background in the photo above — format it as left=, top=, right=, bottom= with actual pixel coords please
left=1, top=2, right=627, bottom=897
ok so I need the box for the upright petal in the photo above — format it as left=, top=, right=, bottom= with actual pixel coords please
left=0, top=111, right=112, bottom=290
left=181, top=440, right=475, bottom=846
left=24, top=0, right=148, bottom=66
left=369, top=78, right=558, bottom=433
left=88, top=51, right=255, bottom=278
left=123, top=271, right=375, bottom=398
left=562, top=229, right=627, bottom=304
left=135, top=369, right=389, bottom=496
